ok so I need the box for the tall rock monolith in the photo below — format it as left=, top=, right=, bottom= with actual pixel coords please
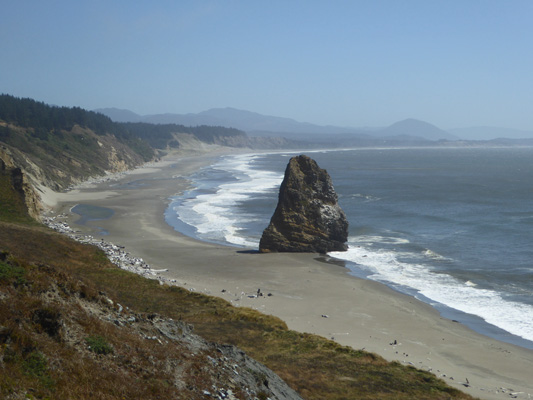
left=259, top=155, right=348, bottom=253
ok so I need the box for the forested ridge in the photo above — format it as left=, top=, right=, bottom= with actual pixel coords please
left=0, top=94, right=247, bottom=152
left=0, top=94, right=252, bottom=189
left=0, top=94, right=154, bottom=161
left=0, top=94, right=123, bottom=133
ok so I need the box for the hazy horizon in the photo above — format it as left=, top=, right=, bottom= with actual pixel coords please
left=2, top=1, right=533, bottom=133
left=97, top=105, right=533, bottom=133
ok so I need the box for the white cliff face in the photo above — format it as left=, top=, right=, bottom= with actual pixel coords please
left=319, top=203, right=346, bottom=231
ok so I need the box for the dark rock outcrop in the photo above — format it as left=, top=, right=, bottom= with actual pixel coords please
left=259, top=155, right=348, bottom=253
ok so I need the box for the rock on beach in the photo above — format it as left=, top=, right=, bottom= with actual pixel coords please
left=259, top=155, right=348, bottom=253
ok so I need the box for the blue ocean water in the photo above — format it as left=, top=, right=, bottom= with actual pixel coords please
left=165, top=147, right=533, bottom=349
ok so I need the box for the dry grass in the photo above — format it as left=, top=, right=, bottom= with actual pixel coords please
left=0, top=220, right=476, bottom=400
left=0, top=246, right=258, bottom=399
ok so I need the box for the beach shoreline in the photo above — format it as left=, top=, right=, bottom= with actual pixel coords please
left=42, top=148, right=533, bottom=400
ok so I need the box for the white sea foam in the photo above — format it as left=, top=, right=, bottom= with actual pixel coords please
left=355, top=235, right=410, bottom=245
left=349, top=193, right=381, bottom=202
left=422, top=249, right=451, bottom=261
left=169, top=149, right=533, bottom=345
left=173, top=154, right=283, bottom=247
left=329, top=238, right=533, bottom=342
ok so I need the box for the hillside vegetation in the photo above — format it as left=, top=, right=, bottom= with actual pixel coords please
left=0, top=95, right=154, bottom=191
left=0, top=226, right=302, bottom=400
left=0, top=217, right=474, bottom=399
left=0, top=165, right=35, bottom=224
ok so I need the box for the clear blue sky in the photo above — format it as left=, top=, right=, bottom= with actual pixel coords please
left=2, top=1, right=532, bottom=130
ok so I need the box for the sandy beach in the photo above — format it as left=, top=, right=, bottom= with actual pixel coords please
left=43, top=148, right=533, bottom=400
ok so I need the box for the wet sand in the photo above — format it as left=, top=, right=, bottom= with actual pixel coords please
left=43, top=149, right=533, bottom=400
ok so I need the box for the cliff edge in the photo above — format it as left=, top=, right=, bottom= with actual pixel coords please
left=259, top=155, right=348, bottom=253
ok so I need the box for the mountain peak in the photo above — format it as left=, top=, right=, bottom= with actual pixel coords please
left=382, top=118, right=457, bottom=140
left=95, top=107, right=459, bottom=142
left=94, top=108, right=142, bottom=123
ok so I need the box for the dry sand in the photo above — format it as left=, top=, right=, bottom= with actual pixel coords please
left=43, top=149, right=533, bottom=400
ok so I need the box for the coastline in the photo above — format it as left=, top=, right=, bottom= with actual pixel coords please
left=42, top=148, right=533, bottom=400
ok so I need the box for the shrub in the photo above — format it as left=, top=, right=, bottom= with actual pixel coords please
left=0, top=258, right=26, bottom=286
left=85, top=335, right=114, bottom=355
left=23, top=351, right=54, bottom=389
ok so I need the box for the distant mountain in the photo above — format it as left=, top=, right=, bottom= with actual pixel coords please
left=197, top=108, right=352, bottom=135
left=94, top=107, right=143, bottom=123
left=448, top=126, right=533, bottom=140
left=378, top=119, right=458, bottom=141
left=96, top=107, right=460, bottom=142
left=96, top=107, right=353, bottom=136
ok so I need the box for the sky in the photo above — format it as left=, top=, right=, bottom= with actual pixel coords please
left=2, top=0, right=533, bottom=131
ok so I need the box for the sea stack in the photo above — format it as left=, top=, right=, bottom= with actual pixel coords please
left=259, top=155, right=348, bottom=253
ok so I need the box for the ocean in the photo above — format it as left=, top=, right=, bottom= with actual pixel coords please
left=165, top=147, right=533, bottom=349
